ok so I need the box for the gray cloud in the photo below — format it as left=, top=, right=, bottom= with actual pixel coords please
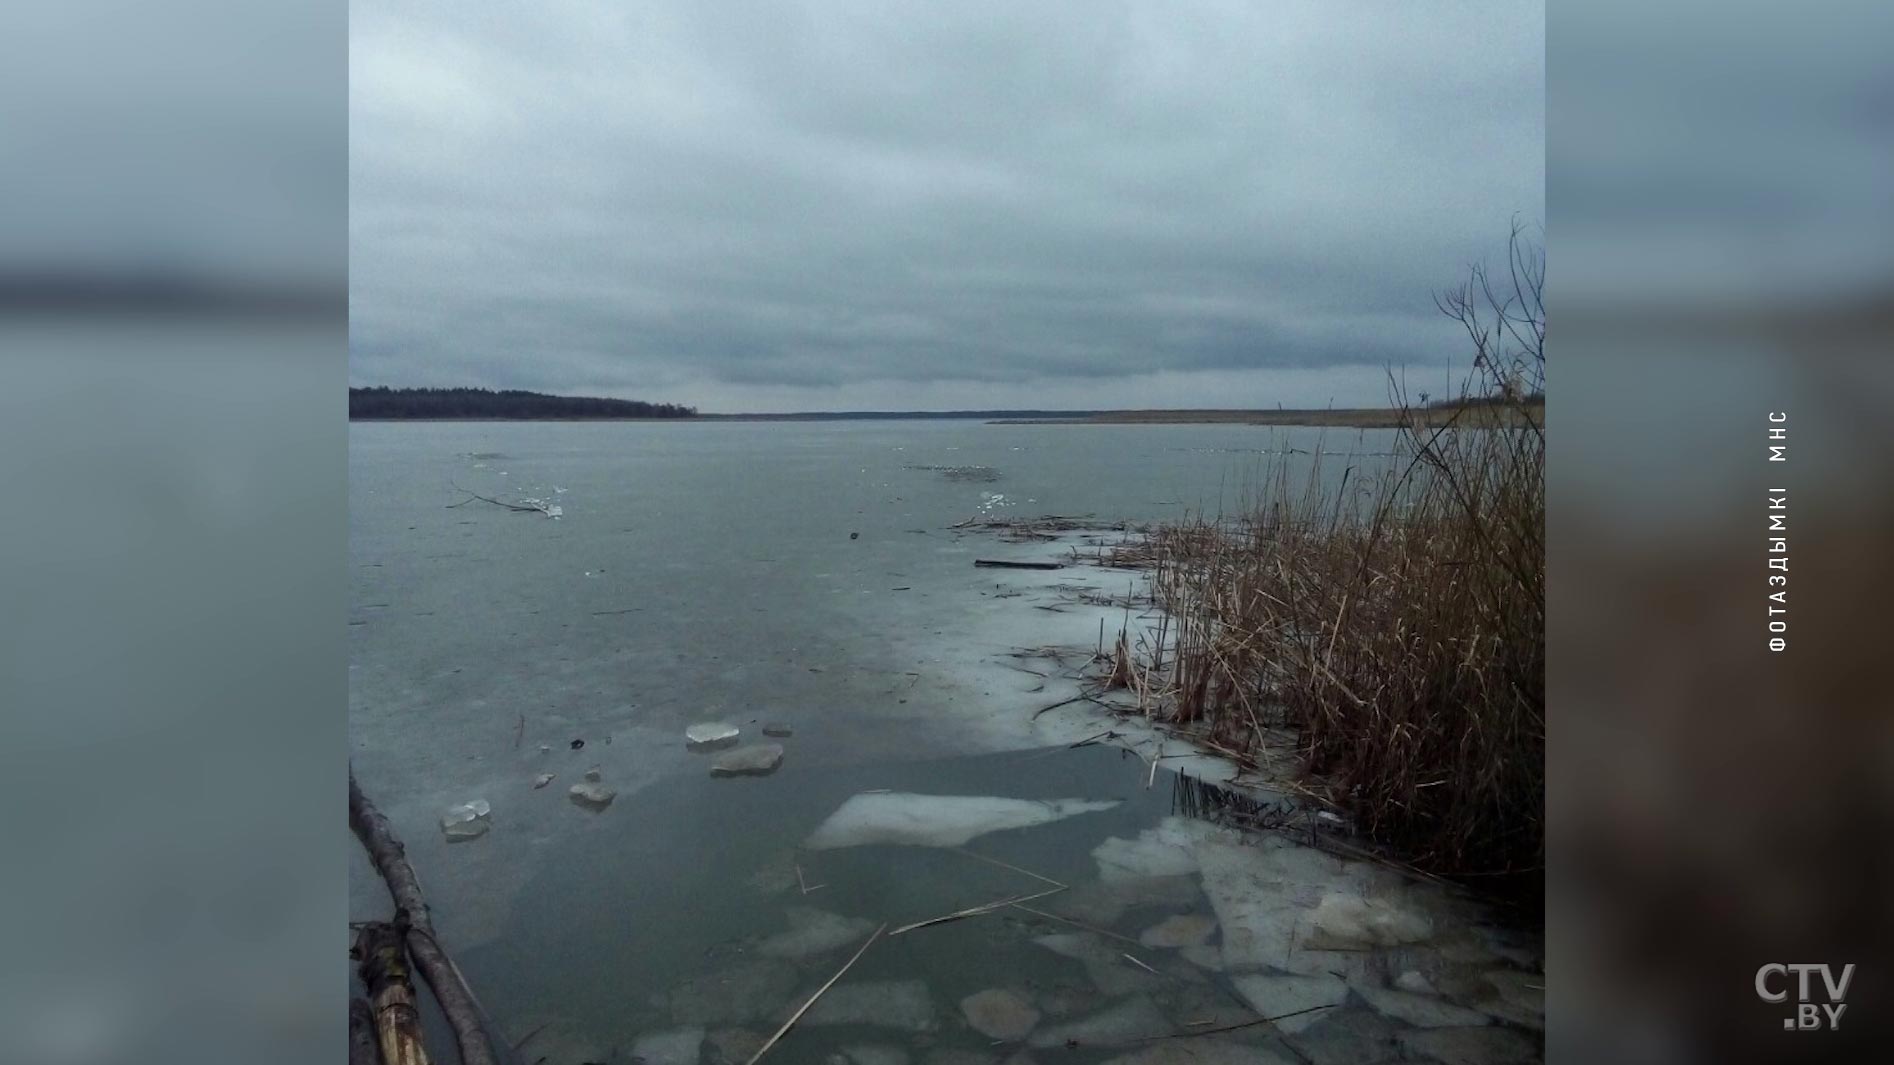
left=350, top=1, right=1542, bottom=410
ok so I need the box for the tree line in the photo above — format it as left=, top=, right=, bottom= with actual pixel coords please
left=350, top=387, right=697, bottom=420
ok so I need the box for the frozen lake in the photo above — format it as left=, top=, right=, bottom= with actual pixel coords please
left=348, top=420, right=1541, bottom=1064
left=348, top=418, right=1391, bottom=806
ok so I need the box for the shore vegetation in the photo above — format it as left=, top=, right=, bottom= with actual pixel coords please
left=1106, top=225, right=1546, bottom=897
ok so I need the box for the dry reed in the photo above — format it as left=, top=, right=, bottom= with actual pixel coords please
left=1121, top=229, right=1545, bottom=893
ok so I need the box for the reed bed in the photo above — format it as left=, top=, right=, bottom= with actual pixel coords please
left=1122, top=233, right=1545, bottom=891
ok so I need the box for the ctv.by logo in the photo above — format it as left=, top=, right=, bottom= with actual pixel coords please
left=1755, top=963, right=1854, bottom=1031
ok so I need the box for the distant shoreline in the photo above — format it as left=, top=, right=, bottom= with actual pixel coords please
left=349, top=403, right=1541, bottom=427
left=994, top=402, right=1543, bottom=428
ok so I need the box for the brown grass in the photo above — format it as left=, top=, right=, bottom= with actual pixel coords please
left=1115, top=228, right=1546, bottom=893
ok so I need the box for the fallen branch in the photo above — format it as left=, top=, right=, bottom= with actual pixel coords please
left=349, top=771, right=501, bottom=1065
left=746, top=924, right=886, bottom=1065
left=795, top=863, right=825, bottom=895
left=950, top=848, right=1067, bottom=890
left=1032, top=691, right=1093, bottom=719
left=349, top=997, right=383, bottom=1065
left=975, top=559, right=1064, bottom=570
left=355, top=922, right=431, bottom=1065
left=511, top=1022, right=551, bottom=1052
left=1133, top=1002, right=1338, bottom=1042
left=889, top=886, right=1066, bottom=936
left=1121, top=953, right=1161, bottom=976
left=448, top=483, right=553, bottom=515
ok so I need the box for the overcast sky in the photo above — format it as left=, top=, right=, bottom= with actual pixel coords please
left=350, top=1, right=1541, bottom=412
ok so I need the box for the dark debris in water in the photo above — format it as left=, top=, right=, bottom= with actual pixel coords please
left=905, top=463, right=1003, bottom=483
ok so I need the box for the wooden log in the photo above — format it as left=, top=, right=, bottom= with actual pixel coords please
left=356, top=923, right=430, bottom=1065
left=350, top=771, right=502, bottom=1065
left=350, top=996, right=385, bottom=1065
left=973, top=559, right=1063, bottom=570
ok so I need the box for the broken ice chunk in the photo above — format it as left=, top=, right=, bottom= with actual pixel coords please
left=685, top=722, right=742, bottom=751
left=805, top=793, right=1120, bottom=849
left=1304, top=892, right=1435, bottom=949
left=1229, top=972, right=1350, bottom=1035
left=1090, top=817, right=1218, bottom=880
left=440, top=800, right=491, bottom=841
left=1353, top=985, right=1492, bottom=1029
left=960, top=989, right=1040, bottom=1041
left=710, top=744, right=784, bottom=777
left=568, top=782, right=617, bottom=810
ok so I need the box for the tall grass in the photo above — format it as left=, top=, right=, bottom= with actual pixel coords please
left=1132, top=228, right=1544, bottom=890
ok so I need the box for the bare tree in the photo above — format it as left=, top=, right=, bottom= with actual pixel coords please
left=1434, top=217, right=1546, bottom=402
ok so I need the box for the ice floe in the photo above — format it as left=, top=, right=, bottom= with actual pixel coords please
left=805, top=793, right=1120, bottom=849
left=440, top=800, right=491, bottom=841
left=1100, top=1038, right=1295, bottom=1065
left=1031, top=932, right=1166, bottom=994
left=803, top=979, right=938, bottom=1031
left=835, top=1045, right=909, bottom=1065
left=1056, top=875, right=1200, bottom=926
left=1154, top=984, right=1264, bottom=1033
left=1193, top=837, right=1340, bottom=973
left=1178, top=944, right=1223, bottom=971
left=1033, top=932, right=1123, bottom=966
left=1028, top=995, right=1173, bottom=1048
left=1138, top=914, right=1216, bottom=949
left=1303, top=892, right=1434, bottom=950
left=1192, top=836, right=1441, bottom=977
left=704, top=1028, right=765, bottom=1065
left=959, top=988, right=1040, bottom=1041
left=755, top=907, right=878, bottom=959
left=1280, top=1009, right=1403, bottom=1065
left=710, top=743, right=784, bottom=777
left=1354, top=985, right=1492, bottom=1029
left=686, top=723, right=741, bottom=751
left=1229, top=971, right=1348, bottom=1035
left=658, top=960, right=800, bottom=1026
left=1473, top=968, right=1545, bottom=1031
left=567, top=781, right=617, bottom=810
left=1089, top=819, right=1212, bottom=881
left=920, top=1051, right=996, bottom=1065
left=631, top=1027, right=704, bottom=1065
left=1397, top=1026, right=1540, bottom=1065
